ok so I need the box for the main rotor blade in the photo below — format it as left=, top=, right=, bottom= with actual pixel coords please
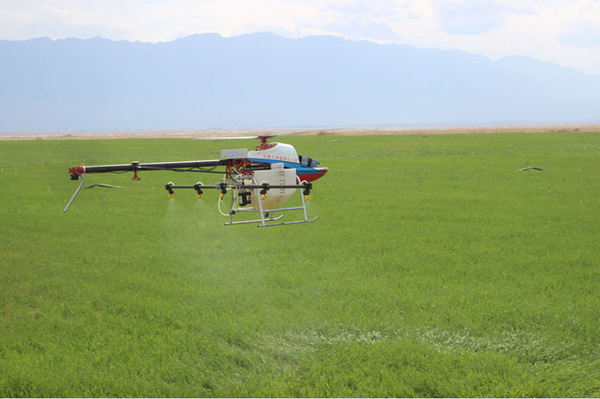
left=191, top=129, right=315, bottom=140
left=194, top=136, right=261, bottom=140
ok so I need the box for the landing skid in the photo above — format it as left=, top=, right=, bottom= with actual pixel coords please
left=223, top=176, right=317, bottom=227
left=225, top=210, right=318, bottom=227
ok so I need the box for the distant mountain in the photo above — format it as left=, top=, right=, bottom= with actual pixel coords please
left=1, top=33, right=599, bottom=132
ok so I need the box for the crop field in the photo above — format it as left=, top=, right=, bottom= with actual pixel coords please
left=0, top=132, right=599, bottom=397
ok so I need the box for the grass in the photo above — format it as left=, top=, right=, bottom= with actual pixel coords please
left=0, top=132, right=599, bottom=397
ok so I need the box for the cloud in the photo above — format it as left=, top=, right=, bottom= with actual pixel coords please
left=318, top=1, right=406, bottom=41
left=432, top=0, right=509, bottom=35
left=327, top=18, right=402, bottom=42
left=556, top=2, right=600, bottom=48
left=559, top=23, right=600, bottom=47
left=430, top=0, right=538, bottom=36
left=0, top=1, right=146, bottom=40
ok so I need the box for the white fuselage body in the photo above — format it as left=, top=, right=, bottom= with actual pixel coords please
left=247, top=143, right=299, bottom=164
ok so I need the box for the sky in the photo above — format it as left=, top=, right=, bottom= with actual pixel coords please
left=1, top=0, right=599, bottom=75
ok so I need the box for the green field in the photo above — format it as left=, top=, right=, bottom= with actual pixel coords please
left=1, top=132, right=599, bottom=397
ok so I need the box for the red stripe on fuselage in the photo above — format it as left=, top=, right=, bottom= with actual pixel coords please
left=297, top=167, right=328, bottom=182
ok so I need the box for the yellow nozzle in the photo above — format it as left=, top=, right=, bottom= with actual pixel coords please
left=305, top=195, right=312, bottom=201
left=197, top=194, right=203, bottom=200
left=168, top=193, right=174, bottom=199
left=260, top=194, right=267, bottom=200
left=219, top=193, right=225, bottom=200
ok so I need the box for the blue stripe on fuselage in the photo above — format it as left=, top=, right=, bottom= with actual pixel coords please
left=248, top=157, right=317, bottom=175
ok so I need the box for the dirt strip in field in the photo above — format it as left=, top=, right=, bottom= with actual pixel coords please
left=1, top=124, right=599, bottom=140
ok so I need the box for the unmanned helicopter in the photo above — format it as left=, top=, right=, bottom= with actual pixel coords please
left=65, top=135, right=328, bottom=227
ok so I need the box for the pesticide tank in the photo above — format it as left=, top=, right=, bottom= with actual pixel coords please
left=250, top=163, right=296, bottom=210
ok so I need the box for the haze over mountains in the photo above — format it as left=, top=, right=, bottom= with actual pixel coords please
left=1, top=32, right=599, bottom=132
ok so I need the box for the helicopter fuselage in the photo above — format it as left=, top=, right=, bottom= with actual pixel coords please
left=245, top=142, right=327, bottom=182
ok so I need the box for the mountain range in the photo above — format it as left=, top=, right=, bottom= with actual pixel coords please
left=1, top=32, right=599, bottom=132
